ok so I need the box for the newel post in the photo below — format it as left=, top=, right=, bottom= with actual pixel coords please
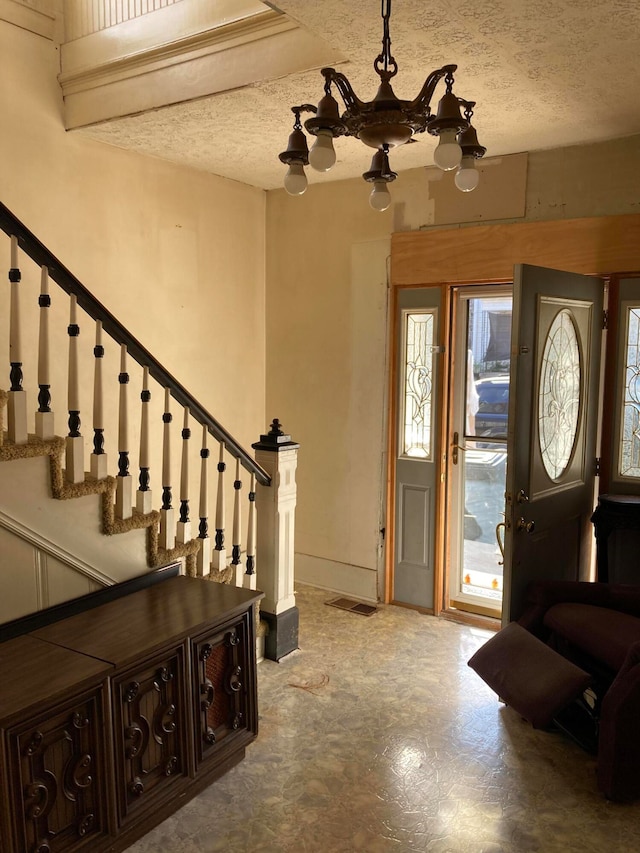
left=252, top=418, right=299, bottom=661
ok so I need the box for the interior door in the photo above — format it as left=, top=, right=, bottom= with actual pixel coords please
left=393, top=287, right=442, bottom=609
left=502, top=265, right=604, bottom=623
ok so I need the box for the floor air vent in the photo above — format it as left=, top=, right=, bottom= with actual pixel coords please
left=325, top=597, right=377, bottom=617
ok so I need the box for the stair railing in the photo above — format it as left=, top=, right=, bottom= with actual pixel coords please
left=0, top=200, right=269, bottom=588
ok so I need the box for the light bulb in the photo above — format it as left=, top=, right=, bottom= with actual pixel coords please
left=454, top=155, right=480, bottom=192
left=283, top=163, right=308, bottom=195
left=308, top=130, right=336, bottom=172
left=369, top=181, right=391, bottom=212
left=433, top=128, right=462, bottom=171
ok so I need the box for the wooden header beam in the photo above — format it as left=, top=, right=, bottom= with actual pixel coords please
left=391, top=214, right=640, bottom=287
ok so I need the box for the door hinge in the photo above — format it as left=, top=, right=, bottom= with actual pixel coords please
left=595, top=457, right=601, bottom=476
left=603, top=309, right=609, bottom=330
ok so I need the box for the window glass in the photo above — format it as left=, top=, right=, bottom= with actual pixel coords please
left=538, top=308, right=581, bottom=481
left=619, top=305, right=640, bottom=478
left=402, top=312, right=435, bottom=458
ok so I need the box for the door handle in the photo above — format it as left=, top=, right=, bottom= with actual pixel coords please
left=516, top=517, right=535, bottom=534
left=496, top=520, right=506, bottom=566
left=452, top=431, right=465, bottom=466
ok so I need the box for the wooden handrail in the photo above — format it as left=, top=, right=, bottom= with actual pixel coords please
left=0, top=201, right=270, bottom=485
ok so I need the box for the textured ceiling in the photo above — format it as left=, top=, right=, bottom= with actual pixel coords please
left=78, top=0, right=640, bottom=190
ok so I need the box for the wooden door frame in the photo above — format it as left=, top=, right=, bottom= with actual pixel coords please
left=385, top=214, right=640, bottom=612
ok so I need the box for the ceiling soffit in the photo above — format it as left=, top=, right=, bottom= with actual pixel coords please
left=59, top=0, right=345, bottom=130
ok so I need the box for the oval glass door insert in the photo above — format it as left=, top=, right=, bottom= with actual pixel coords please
left=538, top=308, right=581, bottom=480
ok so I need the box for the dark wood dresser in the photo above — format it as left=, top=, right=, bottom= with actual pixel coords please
left=0, top=576, right=261, bottom=853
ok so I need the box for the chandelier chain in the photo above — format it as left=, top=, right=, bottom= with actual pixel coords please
left=375, top=0, right=397, bottom=78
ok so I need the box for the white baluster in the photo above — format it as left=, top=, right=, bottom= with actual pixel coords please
left=176, top=406, right=191, bottom=544
left=136, top=367, right=153, bottom=513
left=35, top=266, right=54, bottom=439
left=7, top=235, right=27, bottom=444
left=196, top=424, right=210, bottom=577
left=65, top=295, right=84, bottom=483
left=115, top=344, right=132, bottom=519
left=231, top=458, right=243, bottom=586
left=244, top=473, right=257, bottom=590
left=90, top=321, right=108, bottom=478
left=211, top=441, right=227, bottom=572
left=159, top=388, right=175, bottom=549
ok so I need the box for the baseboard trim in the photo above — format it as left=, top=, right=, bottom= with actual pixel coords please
left=295, top=553, right=378, bottom=603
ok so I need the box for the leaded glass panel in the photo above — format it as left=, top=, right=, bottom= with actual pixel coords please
left=538, top=309, right=581, bottom=481
left=619, top=306, right=640, bottom=478
left=402, top=312, right=435, bottom=459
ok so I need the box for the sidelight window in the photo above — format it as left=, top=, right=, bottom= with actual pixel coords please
left=619, top=305, right=640, bottom=478
left=401, top=310, right=436, bottom=459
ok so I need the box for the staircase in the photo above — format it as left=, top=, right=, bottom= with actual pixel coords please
left=0, top=201, right=288, bottom=649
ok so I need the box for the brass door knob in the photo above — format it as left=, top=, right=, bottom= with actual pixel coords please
left=516, top=517, right=535, bottom=533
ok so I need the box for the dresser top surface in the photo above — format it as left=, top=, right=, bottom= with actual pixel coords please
left=32, top=576, right=262, bottom=668
left=0, top=634, right=113, bottom=722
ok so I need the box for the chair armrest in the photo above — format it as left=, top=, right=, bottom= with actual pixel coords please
left=520, top=581, right=640, bottom=629
left=612, top=638, right=640, bottom=680
left=597, top=640, right=640, bottom=801
left=526, top=581, right=616, bottom=608
left=518, top=581, right=613, bottom=637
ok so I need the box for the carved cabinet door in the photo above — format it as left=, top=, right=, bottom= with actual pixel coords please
left=112, top=644, right=189, bottom=826
left=192, top=612, right=258, bottom=768
left=6, top=687, right=111, bottom=853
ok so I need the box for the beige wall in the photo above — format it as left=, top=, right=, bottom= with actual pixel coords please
left=0, top=19, right=266, bottom=456
left=266, top=134, right=640, bottom=601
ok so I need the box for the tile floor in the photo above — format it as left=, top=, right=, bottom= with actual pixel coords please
left=127, top=584, right=640, bottom=852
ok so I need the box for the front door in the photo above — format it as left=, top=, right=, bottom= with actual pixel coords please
left=448, top=286, right=512, bottom=619
left=502, top=264, right=604, bottom=623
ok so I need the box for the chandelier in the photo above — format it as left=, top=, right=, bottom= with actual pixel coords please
left=279, top=0, right=485, bottom=211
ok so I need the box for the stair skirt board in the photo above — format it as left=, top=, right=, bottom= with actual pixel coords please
left=325, top=597, right=378, bottom=617
left=0, top=508, right=116, bottom=588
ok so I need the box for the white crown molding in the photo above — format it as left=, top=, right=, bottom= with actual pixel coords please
left=61, top=16, right=343, bottom=130
left=0, top=0, right=56, bottom=39
left=0, top=508, right=114, bottom=588
left=59, top=9, right=293, bottom=90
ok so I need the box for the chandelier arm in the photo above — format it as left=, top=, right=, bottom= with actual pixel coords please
left=409, top=65, right=457, bottom=113
left=320, top=68, right=367, bottom=113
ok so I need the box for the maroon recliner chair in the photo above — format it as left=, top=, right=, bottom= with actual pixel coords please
left=469, top=580, right=640, bottom=801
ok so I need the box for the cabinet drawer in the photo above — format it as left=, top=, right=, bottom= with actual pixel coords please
left=111, top=644, right=189, bottom=826
left=192, top=611, right=258, bottom=768
left=5, top=685, right=111, bottom=853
